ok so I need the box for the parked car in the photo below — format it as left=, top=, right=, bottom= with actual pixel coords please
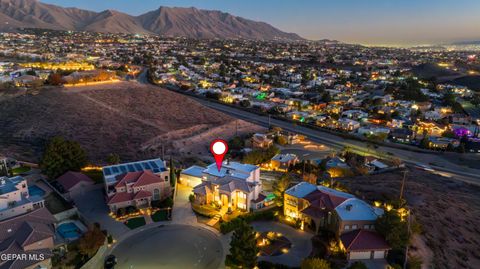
left=104, top=255, right=117, bottom=269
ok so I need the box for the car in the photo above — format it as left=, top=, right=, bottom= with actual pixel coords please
left=415, top=164, right=435, bottom=172
left=104, top=254, right=117, bottom=269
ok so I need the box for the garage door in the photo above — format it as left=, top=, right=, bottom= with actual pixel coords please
left=350, top=251, right=371, bottom=260
left=373, top=250, right=385, bottom=259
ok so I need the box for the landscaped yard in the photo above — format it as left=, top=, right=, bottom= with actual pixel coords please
left=124, top=216, right=146, bottom=229
left=44, top=192, right=73, bottom=214
left=152, top=210, right=169, bottom=222
left=11, top=166, right=31, bottom=175
left=191, top=204, right=219, bottom=218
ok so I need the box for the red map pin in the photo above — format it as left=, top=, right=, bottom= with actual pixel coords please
left=210, top=139, right=228, bottom=172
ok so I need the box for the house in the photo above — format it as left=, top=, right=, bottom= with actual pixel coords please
left=106, top=170, right=171, bottom=213
left=389, top=128, right=414, bottom=143
left=284, top=182, right=383, bottom=235
left=326, top=157, right=349, bottom=170
left=428, top=137, right=460, bottom=149
left=252, top=133, right=273, bottom=149
left=191, top=161, right=263, bottom=211
left=337, top=118, right=360, bottom=132
left=270, top=153, right=298, bottom=171
left=340, top=229, right=391, bottom=260
left=0, top=176, right=45, bottom=220
left=0, top=208, right=56, bottom=269
left=179, top=165, right=205, bottom=187
left=55, top=171, right=95, bottom=200
left=102, top=158, right=169, bottom=194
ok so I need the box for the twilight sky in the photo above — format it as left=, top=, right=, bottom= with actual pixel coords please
left=41, top=0, right=480, bottom=46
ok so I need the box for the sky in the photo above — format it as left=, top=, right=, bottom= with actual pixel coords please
left=41, top=0, right=480, bottom=46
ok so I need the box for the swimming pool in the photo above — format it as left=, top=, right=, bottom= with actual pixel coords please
left=28, top=185, right=46, bottom=197
left=57, top=222, right=83, bottom=240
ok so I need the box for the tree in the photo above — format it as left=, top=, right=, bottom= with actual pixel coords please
left=225, top=220, right=258, bottom=269
left=301, top=258, right=331, bottom=269
left=375, top=210, right=409, bottom=250
left=169, top=156, right=176, bottom=188
left=40, top=137, right=88, bottom=179
left=106, top=153, right=120, bottom=165
left=46, top=73, right=64, bottom=85
left=272, top=173, right=292, bottom=206
left=78, top=223, right=106, bottom=258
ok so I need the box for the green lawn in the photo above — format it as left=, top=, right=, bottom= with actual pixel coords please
left=151, top=210, right=169, bottom=222
left=11, top=166, right=31, bottom=175
left=124, top=217, right=146, bottom=229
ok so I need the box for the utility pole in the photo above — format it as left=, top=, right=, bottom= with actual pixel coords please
left=400, top=169, right=407, bottom=201
left=403, top=209, right=411, bottom=269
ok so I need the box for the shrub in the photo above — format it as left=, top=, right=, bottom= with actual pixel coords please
left=220, top=209, right=277, bottom=234
left=189, top=194, right=195, bottom=203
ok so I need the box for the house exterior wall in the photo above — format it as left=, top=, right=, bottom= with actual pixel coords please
left=339, top=219, right=376, bottom=234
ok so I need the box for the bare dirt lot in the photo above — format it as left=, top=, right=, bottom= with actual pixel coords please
left=339, top=169, right=480, bottom=269
left=0, top=82, right=264, bottom=163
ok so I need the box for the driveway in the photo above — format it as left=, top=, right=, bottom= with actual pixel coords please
left=252, top=221, right=313, bottom=267
left=172, top=184, right=197, bottom=225
left=72, top=187, right=129, bottom=238
left=111, top=224, right=223, bottom=269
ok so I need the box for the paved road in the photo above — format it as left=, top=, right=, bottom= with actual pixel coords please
left=111, top=224, right=223, bottom=269
left=188, top=98, right=480, bottom=185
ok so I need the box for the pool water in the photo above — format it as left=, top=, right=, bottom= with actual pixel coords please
left=57, top=222, right=83, bottom=240
left=28, top=185, right=46, bottom=197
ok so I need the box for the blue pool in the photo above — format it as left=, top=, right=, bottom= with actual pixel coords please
left=28, top=185, right=46, bottom=197
left=57, top=222, right=83, bottom=240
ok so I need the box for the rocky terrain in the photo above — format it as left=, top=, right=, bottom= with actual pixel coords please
left=0, top=0, right=302, bottom=40
left=339, top=170, right=480, bottom=269
left=0, top=82, right=263, bottom=163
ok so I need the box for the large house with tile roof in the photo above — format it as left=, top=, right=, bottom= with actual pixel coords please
left=284, top=182, right=384, bottom=235
left=190, top=161, right=264, bottom=211
left=0, top=208, right=56, bottom=269
left=106, top=170, right=171, bottom=213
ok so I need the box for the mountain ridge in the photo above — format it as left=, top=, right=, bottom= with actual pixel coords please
left=0, top=0, right=303, bottom=40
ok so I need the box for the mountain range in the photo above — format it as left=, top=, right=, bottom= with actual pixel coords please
left=0, top=0, right=302, bottom=40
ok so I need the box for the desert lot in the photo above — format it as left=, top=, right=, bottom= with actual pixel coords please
left=0, top=82, right=264, bottom=163
left=339, top=169, right=480, bottom=269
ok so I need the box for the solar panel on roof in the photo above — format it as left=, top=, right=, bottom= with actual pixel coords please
left=120, top=165, right=127, bottom=173
left=150, top=161, right=159, bottom=169
left=143, top=162, right=152, bottom=170
left=134, top=163, right=143, bottom=170
left=104, top=168, right=112, bottom=176
left=153, top=168, right=160, bottom=173
left=127, top=164, right=135, bottom=171
left=112, top=166, right=119, bottom=173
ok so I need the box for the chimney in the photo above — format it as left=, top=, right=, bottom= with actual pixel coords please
left=346, top=204, right=352, bottom=211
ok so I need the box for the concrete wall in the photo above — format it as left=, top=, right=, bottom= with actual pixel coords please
left=53, top=207, right=78, bottom=222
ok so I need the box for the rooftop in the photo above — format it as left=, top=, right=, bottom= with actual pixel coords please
left=103, top=158, right=166, bottom=184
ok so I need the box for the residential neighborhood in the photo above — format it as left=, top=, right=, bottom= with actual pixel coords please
left=0, top=2, right=480, bottom=268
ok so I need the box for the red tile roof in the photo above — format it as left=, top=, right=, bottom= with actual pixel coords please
left=107, top=192, right=134, bottom=205
left=340, top=230, right=390, bottom=251
left=114, top=170, right=162, bottom=189
left=133, top=190, right=152, bottom=200
left=56, top=171, right=94, bottom=191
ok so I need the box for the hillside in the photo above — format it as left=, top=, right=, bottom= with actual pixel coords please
left=0, top=0, right=302, bottom=40
left=0, top=82, right=248, bottom=163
